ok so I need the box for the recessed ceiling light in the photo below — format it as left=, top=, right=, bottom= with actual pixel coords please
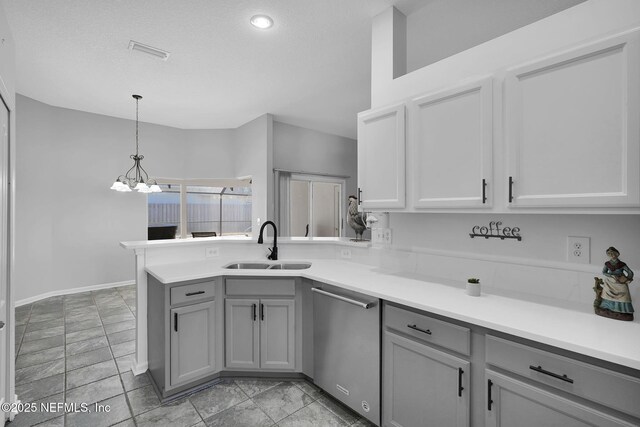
left=250, top=15, right=273, bottom=30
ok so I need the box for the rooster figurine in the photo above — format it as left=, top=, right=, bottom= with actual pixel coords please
left=347, top=195, right=368, bottom=241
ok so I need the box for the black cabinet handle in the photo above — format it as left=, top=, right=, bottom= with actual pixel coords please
left=529, top=365, right=574, bottom=384
left=185, top=290, right=205, bottom=297
left=407, top=324, right=432, bottom=335
left=174, top=313, right=178, bottom=332
left=487, top=379, right=493, bottom=411
left=458, top=368, right=464, bottom=397
left=260, top=303, right=265, bottom=321
left=357, top=187, right=362, bottom=205
left=508, top=176, right=514, bottom=203
left=252, top=303, right=257, bottom=321
left=482, top=179, right=487, bottom=204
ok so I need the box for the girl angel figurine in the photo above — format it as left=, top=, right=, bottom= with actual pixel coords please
left=594, top=246, right=634, bottom=321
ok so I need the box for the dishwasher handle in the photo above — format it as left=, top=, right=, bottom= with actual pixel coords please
left=311, top=287, right=375, bottom=309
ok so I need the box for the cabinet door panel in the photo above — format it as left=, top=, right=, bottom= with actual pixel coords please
left=357, top=103, right=405, bottom=209
left=486, top=370, right=636, bottom=427
left=170, top=301, right=215, bottom=386
left=260, top=299, right=295, bottom=370
left=505, top=31, right=640, bottom=207
left=225, top=299, right=259, bottom=369
left=383, top=331, right=469, bottom=427
left=411, top=78, right=493, bottom=208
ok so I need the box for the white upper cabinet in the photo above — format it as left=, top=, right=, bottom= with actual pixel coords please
left=357, top=103, right=406, bottom=209
left=505, top=30, right=640, bottom=208
left=410, top=77, right=493, bottom=208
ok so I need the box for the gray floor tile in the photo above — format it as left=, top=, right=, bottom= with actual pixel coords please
left=121, top=371, right=151, bottom=392
left=65, top=312, right=101, bottom=324
left=317, top=395, right=360, bottom=424
left=25, top=318, right=64, bottom=333
left=351, top=417, right=377, bottom=426
left=135, top=399, right=203, bottom=427
left=234, top=378, right=282, bottom=397
left=33, top=415, right=65, bottom=426
left=15, top=358, right=65, bottom=385
left=65, top=335, right=109, bottom=356
left=127, top=384, right=161, bottom=416
left=101, top=313, right=135, bottom=325
left=65, top=307, right=99, bottom=319
left=110, top=419, right=136, bottom=427
left=278, top=401, right=349, bottom=427
left=111, top=340, right=135, bottom=357
left=15, top=373, right=65, bottom=402
left=66, top=346, right=113, bottom=371
left=65, top=375, right=124, bottom=406
left=252, top=382, right=314, bottom=422
left=66, top=326, right=105, bottom=344
left=293, top=380, right=323, bottom=399
left=64, top=300, right=95, bottom=311
left=107, top=329, right=136, bottom=345
left=115, top=355, right=132, bottom=373
left=29, top=311, right=64, bottom=323
left=66, top=318, right=103, bottom=333
left=189, top=381, right=249, bottom=420
left=98, top=305, right=132, bottom=318
left=66, top=393, right=132, bottom=427
left=66, top=359, right=118, bottom=390
left=8, top=393, right=64, bottom=426
left=23, top=325, right=65, bottom=342
left=104, top=319, right=136, bottom=335
left=16, top=346, right=65, bottom=370
left=203, top=399, right=274, bottom=427
left=19, top=335, right=64, bottom=355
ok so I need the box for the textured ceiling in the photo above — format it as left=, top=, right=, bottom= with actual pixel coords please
left=4, top=0, right=583, bottom=139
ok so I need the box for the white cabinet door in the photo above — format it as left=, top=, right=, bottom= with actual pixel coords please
left=505, top=30, right=640, bottom=208
left=260, top=299, right=295, bottom=370
left=485, top=370, right=636, bottom=427
left=410, top=77, right=493, bottom=208
left=170, top=300, right=216, bottom=386
left=383, top=331, right=469, bottom=427
left=225, top=299, right=259, bottom=369
left=357, top=103, right=406, bottom=209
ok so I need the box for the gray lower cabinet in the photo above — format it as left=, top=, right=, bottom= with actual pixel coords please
left=485, top=370, right=636, bottom=427
left=225, top=298, right=295, bottom=370
left=383, top=331, right=470, bottom=427
left=170, top=300, right=216, bottom=386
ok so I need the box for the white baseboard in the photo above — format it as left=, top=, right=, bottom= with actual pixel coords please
left=15, top=280, right=135, bottom=307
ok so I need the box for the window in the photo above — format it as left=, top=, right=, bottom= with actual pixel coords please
left=148, top=179, right=252, bottom=239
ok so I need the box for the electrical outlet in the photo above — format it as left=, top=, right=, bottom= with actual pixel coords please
left=205, top=247, right=219, bottom=258
left=567, top=237, right=589, bottom=264
left=381, top=228, right=392, bottom=245
left=340, top=249, right=351, bottom=259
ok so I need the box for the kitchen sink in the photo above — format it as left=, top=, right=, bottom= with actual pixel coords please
left=223, top=262, right=312, bottom=270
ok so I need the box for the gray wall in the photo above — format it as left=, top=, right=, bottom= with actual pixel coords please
left=15, top=96, right=236, bottom=302
left=273, top=121, right=358, bottom=238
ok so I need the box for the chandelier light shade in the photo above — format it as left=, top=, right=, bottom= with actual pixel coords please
left=110, top=95, right=162, bottom=193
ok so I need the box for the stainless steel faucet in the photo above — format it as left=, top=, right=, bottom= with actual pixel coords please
left=257, top=220, right=278, bottom=260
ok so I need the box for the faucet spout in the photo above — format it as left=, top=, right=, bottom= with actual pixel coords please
left=257, top=220, right=278, bottom=261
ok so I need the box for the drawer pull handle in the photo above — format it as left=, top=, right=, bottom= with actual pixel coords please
left=529, top=365, right=574, bottom=384
left=252, top=303, right=257, bottom=321
left=185, top=290, right=205, bottom=297
left=487, top=379, right=493, bottom=411
left=260, top=303, right=265, bottom=321
left=508, top=176, right=514, bottom=203
left=482, top=179, right=487, bottom=204
left=407, top=324, right=432, bottom=335
left=174, top=313, right=178, bottom=332
left=458, top=368, right=464, bottom=397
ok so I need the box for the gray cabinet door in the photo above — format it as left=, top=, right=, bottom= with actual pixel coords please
left=383, top=331, right=470, bottom=427
left=260, top=299, right=295, bottom=370
left=485, top=370, right=636, bottom=427
left=225, top=299, right=259, bottom=369
left=170, top=300, right=216, bottom=386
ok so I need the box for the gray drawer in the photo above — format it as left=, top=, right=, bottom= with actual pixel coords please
left=384, top=304, right=470, bottom=356
left=486, top=335, right=640, bottom=419
left=226, top=278, right=295, bottom=296
left=170, top=281, right=215, bottom=306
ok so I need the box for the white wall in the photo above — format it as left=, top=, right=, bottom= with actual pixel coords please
left=15, top=96, right=237, bottom=302
left=370, top=0, right=640, bottom=275
left=273, top=121, right=359, bottom=238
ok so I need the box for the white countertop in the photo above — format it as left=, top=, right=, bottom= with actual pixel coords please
left=146, top=257, right=640, bottom=372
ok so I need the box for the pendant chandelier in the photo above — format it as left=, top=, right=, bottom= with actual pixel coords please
left=110, top=95, right=161, bottom=193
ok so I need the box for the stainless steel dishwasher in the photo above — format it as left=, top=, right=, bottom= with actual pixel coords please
left=312, top=284, right=380, bottom=426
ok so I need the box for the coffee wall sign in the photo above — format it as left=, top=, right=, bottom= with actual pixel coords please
left=469, top=221, right=522, bottom=241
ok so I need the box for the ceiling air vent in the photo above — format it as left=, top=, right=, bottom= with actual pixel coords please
left=128, top=40, right=170, bottom=61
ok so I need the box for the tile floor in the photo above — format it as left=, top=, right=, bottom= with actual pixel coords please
left=11, top=285, right=374, bottom=426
